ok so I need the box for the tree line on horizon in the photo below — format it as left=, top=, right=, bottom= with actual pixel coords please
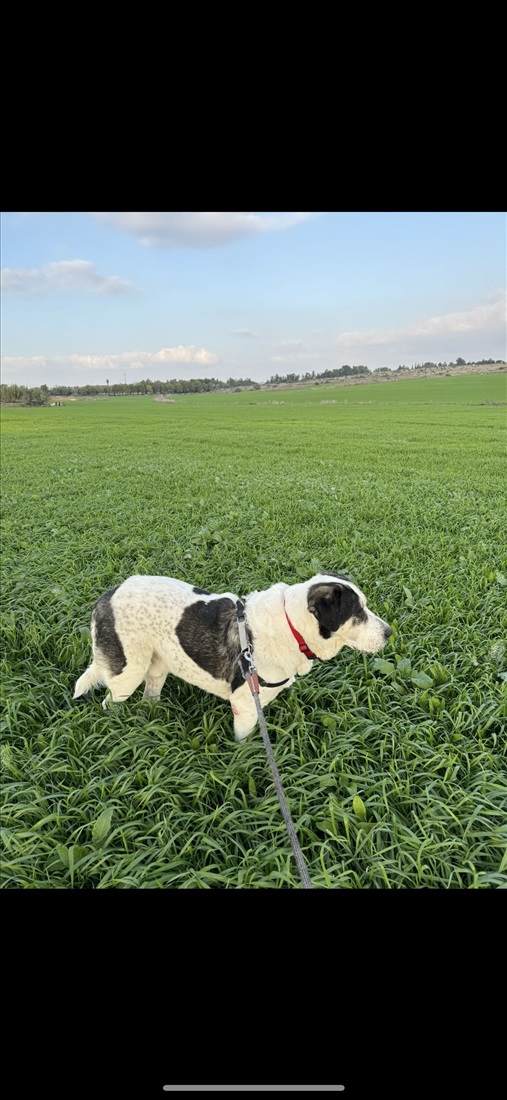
left=1, top=359, right=504, bottom=405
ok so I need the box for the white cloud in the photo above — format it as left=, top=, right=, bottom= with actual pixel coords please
left=2, top=344, right=218, bottom=374
left=266, top=297, right=505, bottom=368
left=151, top=345, right=218, bottom=364
left=412, top=298, right=506, bottom=336
left=1, top=259, right=134, bottom=297
left=89, top=211, right=315, bottom=248
left=335, top=295, right=506, bottom=350
left=231, top=329, right=261, bottom=337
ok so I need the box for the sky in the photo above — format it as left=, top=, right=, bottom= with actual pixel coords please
left=1, top=211, right=505, bottom=388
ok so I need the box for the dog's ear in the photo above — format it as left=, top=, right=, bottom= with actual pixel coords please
left=307, top=583, right=343, bottom=638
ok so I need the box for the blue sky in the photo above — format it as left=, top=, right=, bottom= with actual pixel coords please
left=1, top=212, right=505, bottom=387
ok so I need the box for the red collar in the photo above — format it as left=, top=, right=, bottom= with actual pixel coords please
left=283, top=600, right=318, bottom=660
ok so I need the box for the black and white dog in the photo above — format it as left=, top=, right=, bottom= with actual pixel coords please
left=73, top=572, right=391, bottom=740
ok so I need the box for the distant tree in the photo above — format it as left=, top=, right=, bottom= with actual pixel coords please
left=25, top=387, right=47, bottom=405
left=456, top=357, right=466, bottom=366
left=226, top=377, right=256, bottom=388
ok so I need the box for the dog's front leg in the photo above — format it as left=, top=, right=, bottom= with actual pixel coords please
left=230, top=685, right=258, bottom=742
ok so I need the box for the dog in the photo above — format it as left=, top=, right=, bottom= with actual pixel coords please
left=73, top=572, right=391, bottom=741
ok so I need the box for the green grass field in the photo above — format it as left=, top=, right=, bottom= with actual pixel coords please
left=1, top=372, right=506, bottom=888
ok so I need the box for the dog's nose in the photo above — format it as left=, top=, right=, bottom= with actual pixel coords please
left=383, top=624, right=392, bottom=639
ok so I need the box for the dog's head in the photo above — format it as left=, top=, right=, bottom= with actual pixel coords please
left=304, top=572, right=391, bottom=656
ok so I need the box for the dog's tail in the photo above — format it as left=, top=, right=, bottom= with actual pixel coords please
left=73, top=663, right=103, bottom=699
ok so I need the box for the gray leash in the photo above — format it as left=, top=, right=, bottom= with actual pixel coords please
left=236, top=601, right=314, bottom=889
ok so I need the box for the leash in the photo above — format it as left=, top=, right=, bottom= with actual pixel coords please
left=236, top=600, right=314, bottom=889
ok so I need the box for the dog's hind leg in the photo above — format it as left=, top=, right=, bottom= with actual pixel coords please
left=143, top=653, right=169, bottom=700
left=101, top=660, right=149, bottom=709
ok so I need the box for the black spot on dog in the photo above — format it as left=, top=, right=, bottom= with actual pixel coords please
left=193, top=586, right=211, bottom=595
left=92, top=586, right=126, bottom=676
left=307, top=582, right=364, bottom=639
left=176, top=598, right=252, bottom=684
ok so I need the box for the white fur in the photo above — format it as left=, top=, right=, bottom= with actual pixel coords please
left=73, top=572, right=391, bottom=741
